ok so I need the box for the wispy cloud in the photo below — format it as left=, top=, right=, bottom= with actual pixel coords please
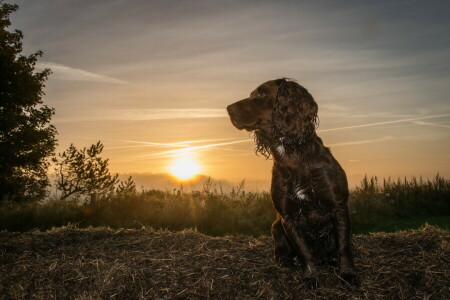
left=75, top=137, right=241, bottom=149
left=319, top=114, right=450, bottom=132
left=54, top=109, right=228, bottom=123
left=101, top=109, right=227, bottom=121
left=329, top=136, right=393, bottom=147
left=150, top=139, right=251, bottom=157
left=147, top=135, right=394, bottom=157
left=73, top=137, right=191, bottom=148
left=73, top=136, right=252, bottom=159
left=36, top=61, right=127, bottom=84
left=107, top=139, right=253, bottom=161
left=105, top=138, right=243, bottom=149
left=414, top=121, right=450, bottom=129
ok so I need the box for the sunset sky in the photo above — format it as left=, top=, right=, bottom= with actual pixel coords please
left=10, top=0, right=450, bottom=189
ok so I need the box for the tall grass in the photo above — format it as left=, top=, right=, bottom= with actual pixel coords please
left=349, top=174, right=449, bottom=231
left=0, top=174, right=449, bottom=235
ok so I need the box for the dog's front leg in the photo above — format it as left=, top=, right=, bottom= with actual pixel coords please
left=334, top=203, right=359, bottom=285
left=271, top=178, right=317, bottom=281
left=280, top=216, right=316, bottom=275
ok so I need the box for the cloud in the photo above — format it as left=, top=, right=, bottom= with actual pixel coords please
left=104, top=109, right=227, bottom=120
left=119, top=140, right=251, bottom=161
left=73, top=136, right=252, bottom=160
left=116, top=172, right=269, bottom=192
left=414, top=121, right=450, bottom=129
left=54, top=109, right=228, bottom=123
left=148, top=139, right=251, bottom=158
left=36, top=61, right=128, bottom=84
left=329, top=136, right=393, bottom=147
left=97, top=137, right=242, bottom=149
left=319, top=114, right=450, bottom=132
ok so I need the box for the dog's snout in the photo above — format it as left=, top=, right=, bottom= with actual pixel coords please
left=227, top=104, right=237, bottom=114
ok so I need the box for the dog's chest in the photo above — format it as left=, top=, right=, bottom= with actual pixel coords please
left=291, top=178, right=313, bottom=204
left=292, top=182, right=333, bottom=231
left=290, top=179, right=329, bottom=214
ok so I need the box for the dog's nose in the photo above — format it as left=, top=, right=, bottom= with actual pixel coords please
left=227, top=105, right=234, bottom=114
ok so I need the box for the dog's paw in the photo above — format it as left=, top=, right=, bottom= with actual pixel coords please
left=339, top=266, right=360, bottom=286
left=302, top=264, right=319, bottom=289
left=276, top=257, right=296, bottom=269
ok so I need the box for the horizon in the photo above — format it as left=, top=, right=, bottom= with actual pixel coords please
left=10, top=0, right=450, bottom=189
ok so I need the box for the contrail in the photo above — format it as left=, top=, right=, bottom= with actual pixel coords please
left=169, top=138, right=244, bottom=145
left=116, top=140, right=251, bottom=161
left=113, top=108, right=227, bottom=120
left=328, top=136, right=393, bottom=147
left=318, top=114, right=450, bottom=132
left=73, top=137, right=191, bottom=148
left=37, top=61, right=127, bottom=85
left=150, top=140, right=251, bottom=157
left=414, top=121, right=450, bottom=129
left=74, top=137, right=244, bottom=149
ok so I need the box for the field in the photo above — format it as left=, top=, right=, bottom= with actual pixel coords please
left=0, top=175, right=449, bottom=299
left=1, top=225, right=449, bottom=299
left=1, top=175, right=449, bottom=235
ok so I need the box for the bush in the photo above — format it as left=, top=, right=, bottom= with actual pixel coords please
left=349, top=174, right=450, bottom=231
left=0, top=174, right=449, bottom=235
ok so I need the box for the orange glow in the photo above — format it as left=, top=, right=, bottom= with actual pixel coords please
left=169, top=157, right=201, bottom=180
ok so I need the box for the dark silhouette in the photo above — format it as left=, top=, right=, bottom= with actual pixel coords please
left=227, top=78, right=359, bottom=285
left=53, top=141, right=136, bottom=202
left=0, top=2, right=57, bottom=202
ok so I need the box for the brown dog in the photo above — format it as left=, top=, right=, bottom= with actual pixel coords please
left=227, top=78, right=359, bottom=285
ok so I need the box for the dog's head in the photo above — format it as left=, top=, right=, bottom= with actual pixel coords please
left=227, top=78, right=318, bottom=157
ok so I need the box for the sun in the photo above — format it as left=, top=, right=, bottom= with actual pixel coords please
left=169, top=157, right=201, bottom=180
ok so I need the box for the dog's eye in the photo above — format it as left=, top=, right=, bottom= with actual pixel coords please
left=250, top=91, right=265, bottom=99
left=256, top=91, right=265, bottom=98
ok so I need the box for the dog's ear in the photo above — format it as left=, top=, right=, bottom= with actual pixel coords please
left=272, top=80, right=318, bottom=146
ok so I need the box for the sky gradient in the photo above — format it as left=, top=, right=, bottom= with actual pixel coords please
left=9, top=0, right=450, bottom=189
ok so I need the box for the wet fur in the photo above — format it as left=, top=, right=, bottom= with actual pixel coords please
left=227, top=79, right=359, bottom=285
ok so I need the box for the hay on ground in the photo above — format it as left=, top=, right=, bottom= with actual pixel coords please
left=0, top=225, right=449, bottom=299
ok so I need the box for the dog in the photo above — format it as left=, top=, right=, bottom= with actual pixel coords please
left=227, top=78, right=359, bottom=285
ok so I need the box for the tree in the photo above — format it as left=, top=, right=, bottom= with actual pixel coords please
left=116, top=176, right=137, bottom=197
left=0, top=1, right=57, bottom=202
left=53, top=141, right=128, bottom=202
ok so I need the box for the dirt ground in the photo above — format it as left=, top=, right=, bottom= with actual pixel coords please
left=0, top=225, right=448, bottom=299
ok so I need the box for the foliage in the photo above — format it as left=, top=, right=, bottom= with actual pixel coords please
left=116, top=176, right=137, bottom=196
left=52, top=141, right=126, bottom=202
left=349, top=174, right=450, bottom=231
left=0, top=174, right=449, bottom=235
left=0, top=1, right=57, bottom=202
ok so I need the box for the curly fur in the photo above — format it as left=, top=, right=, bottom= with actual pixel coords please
left=251, top=78, right=319, bottom=158
left=272, top=79, right=319, bottom=154
left=227, top=79, right=359, bottom=285
left=253, top=130, right=272, bottom=158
